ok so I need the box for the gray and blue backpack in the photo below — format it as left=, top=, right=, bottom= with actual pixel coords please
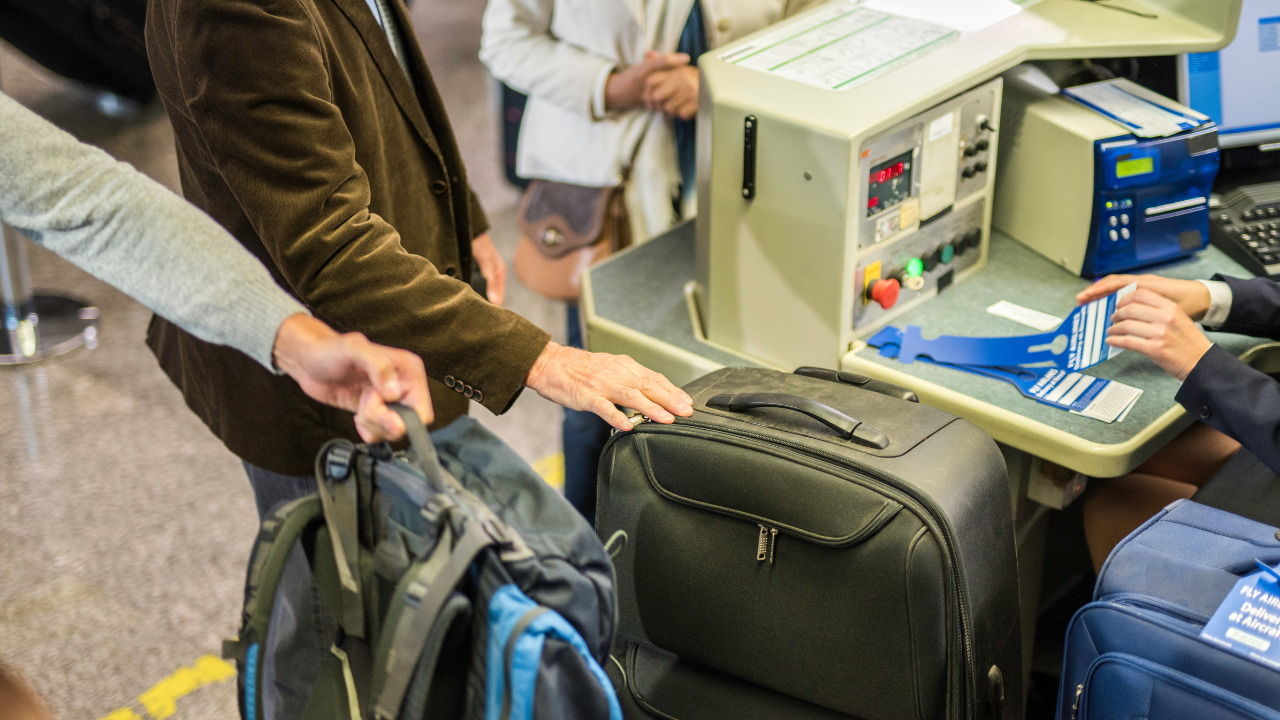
left=221, top=408, right=621, bottom=720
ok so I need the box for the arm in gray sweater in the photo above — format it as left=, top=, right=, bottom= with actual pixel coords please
left=0, top=90, right=306, bottom=370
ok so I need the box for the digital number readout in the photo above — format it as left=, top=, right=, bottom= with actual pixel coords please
left=1115, top=156, right=1154, bottom=179
left=867, top=150, right=913, bottom=217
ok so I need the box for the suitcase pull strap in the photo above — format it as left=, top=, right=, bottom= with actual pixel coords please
left=706, top=393, right=890, bottom=449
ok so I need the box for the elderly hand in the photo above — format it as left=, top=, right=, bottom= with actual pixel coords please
left=525, top=341, right=693, bottom=431
left=273, top=314, right=433, bottom=441
left=643, top=65, right=699, bottom=120
left=606, top=52, right=690, bottom=113
left=1105, top=288, right=1212, bottom=381
left=471, top=232, right=507, bottom=307
left=1078, top=274, right=1210, bottom=321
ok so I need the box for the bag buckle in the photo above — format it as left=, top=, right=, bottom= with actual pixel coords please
left=326, top=444, right=354, bottom=480
left=540, top=228, right=564, bottom=247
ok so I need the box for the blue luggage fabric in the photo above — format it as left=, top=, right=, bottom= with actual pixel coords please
left=1058, top=499, right=1280, bottom=720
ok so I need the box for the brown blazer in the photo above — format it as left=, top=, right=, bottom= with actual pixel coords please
left=145, top=0, right=551, bottom=475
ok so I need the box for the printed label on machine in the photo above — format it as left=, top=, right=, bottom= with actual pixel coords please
left=867, top=283, right=1135, bottom=371
left=1200, top=561, right=1280, bottom=672
left=718, top=2, right=957, bottom=91
left=1062, top=79, right=1211, bottom=138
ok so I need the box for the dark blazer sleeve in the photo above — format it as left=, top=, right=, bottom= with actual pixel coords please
left=1215, top=274, right=1280, bottom=341
left=170, top=0, right=548, bottom=414
left=1177, top=344, right=1280, bottom=474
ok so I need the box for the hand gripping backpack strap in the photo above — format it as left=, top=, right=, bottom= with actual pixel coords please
left=314, top=441, right=365, bottom=638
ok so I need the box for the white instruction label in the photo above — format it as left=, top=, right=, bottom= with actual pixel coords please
left=987, top=300, right=1063, bottom=331
left=720, top=2, right=958, bottom=91
left=1071, top=381, right=1143, bottom=423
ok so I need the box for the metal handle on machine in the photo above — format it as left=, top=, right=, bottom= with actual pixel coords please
left=706, top=393, right=889, bottom=449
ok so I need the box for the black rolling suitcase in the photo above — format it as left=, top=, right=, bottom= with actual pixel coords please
left=597, top=367, right=1022, bottom=720
left=0, top=0, right=154, bottom=101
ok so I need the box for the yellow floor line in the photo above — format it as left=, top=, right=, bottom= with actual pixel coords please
left=532, top=452, right=565, bottom=492
left=99, top=655, right=235, bottom=720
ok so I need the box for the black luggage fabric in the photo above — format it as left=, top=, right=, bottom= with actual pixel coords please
left=597, top=367, right=1022, bottom=720
left=0, top=0, right=154, bottom=101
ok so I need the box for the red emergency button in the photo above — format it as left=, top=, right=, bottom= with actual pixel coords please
left=868, top=278, right=900, bottom=309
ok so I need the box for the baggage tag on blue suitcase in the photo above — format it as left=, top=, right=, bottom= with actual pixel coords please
left=1200, top=560, right=1280, bottom=671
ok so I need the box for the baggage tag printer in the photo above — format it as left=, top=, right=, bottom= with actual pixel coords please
left=994, top=75, right=1220, bottom=278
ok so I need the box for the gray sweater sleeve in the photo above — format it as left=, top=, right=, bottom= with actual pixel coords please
left=0, top=91, right=307, bottom=371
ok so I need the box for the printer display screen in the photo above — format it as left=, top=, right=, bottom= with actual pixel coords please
left=867, top=150, right=914, bottom=217
left=1115, top=156, right=1154, bottom=178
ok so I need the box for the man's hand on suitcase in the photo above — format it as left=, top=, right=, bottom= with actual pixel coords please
left=526, top=342, right=694, bottom=431
left=273, top=314, right=433, bottom=441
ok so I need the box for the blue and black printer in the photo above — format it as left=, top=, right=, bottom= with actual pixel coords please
left=994, top=76, right=1219, bottom=278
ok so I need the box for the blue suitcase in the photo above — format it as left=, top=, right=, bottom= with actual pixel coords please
left=1057, top=499, right=1280, bottom=720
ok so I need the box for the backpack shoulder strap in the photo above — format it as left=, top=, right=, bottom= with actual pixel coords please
left=372, top=520, right=495, bottom=720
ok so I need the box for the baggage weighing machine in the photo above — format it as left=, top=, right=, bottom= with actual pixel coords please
left=582, top=0, right=1250, bottom=702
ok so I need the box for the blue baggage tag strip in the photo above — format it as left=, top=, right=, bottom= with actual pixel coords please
left=868, top=283, right=1134, bottom=371
left=867, top=335, right=1141, bottom=422
left=1200, top=561, right=1280, bottom=672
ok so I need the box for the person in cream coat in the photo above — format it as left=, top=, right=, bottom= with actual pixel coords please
left=481, top=0, right=824, bottom=242
left=481, top=0, right=823, bottom=521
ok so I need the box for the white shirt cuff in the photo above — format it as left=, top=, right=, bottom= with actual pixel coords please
left=1196, top=279, right=1233, bottom=328
left=590, top=63, right=615, bottom=121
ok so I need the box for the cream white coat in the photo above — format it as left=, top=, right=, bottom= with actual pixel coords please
left=481, top=0, right=823, bottom=241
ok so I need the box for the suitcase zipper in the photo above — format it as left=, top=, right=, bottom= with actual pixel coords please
left=1071, top=683, right=1083, bottom=720
left=756, top=525, right=779, bottom=564
left=624, top=419, right=978, bottom=717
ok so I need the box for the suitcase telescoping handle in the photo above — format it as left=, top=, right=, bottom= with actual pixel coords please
left=706, top=393, right=890, bottom=449
left=794, top=366, right=920, bottom=403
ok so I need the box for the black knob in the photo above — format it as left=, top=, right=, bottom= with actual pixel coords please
left=962, top=166, right=976, bottom=179
left=976, top=139, right=990, bottom=152
left=965, top=229, right=982, bottom=248
left=975, top=160, right=989, bottom=173
left=923, top=249, right=940, bottom=271
left=964, top=145, right=978, bottom=157
left=952, top=237, right=969, bottom=256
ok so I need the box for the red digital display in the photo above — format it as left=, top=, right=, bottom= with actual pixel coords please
left=868, top=196, right=880, bottom=210
left=870, top=162, right=905, bottom=185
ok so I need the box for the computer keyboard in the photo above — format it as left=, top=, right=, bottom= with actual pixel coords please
left=1209, top=181, right=1280, bottom=278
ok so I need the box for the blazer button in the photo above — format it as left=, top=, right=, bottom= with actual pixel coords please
left=443, top=265, right=458, bottom=277
left=463, top=385, right=474, bottom=398
left=1198, top=405, right=1212, bottom=420
left=473, top=389, right=484, bottom=403
left=431, top=180, right=448, bottom=195
left=444, top=375, right=456, bottom=389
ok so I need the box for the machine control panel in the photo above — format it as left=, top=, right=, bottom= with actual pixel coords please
left=852, top=78, right=1001, bottom=336
left=856, top=200, right=986, bottom=325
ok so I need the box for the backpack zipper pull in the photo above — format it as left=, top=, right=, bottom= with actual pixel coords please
left=757, top=525, right=769, bottom=562
left=769, top=527, right=778, bottom=565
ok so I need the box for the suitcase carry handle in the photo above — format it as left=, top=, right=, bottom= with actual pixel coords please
left=706, top=393, right=890, bottom=449
left=794, top=366, right=920, bottom=403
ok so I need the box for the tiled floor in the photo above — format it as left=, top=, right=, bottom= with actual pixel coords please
left=0, top=1, right=564, bottom=717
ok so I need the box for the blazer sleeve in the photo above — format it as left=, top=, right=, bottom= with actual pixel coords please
left=1215, top=274, right=1280, bottom=341
left=1176, top=344, right=1280, bottom=474
left=479, top=0, right=615, bottom=118
left=171, top=0, right=549, bottom=414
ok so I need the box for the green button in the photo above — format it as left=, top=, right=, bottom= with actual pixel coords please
left=906, top=258, right=924, bottom=277
left=940, top=245, right=955, bottom=263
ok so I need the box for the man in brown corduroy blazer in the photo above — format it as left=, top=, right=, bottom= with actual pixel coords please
left=144, top=1, right=690, bottom=711
left=144, top=0, right=691, bottom=472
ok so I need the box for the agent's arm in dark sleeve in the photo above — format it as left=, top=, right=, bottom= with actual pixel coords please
left=1176, top=345, right=1280, bottom=474
left=1214, top=275, right=1280, bottom=342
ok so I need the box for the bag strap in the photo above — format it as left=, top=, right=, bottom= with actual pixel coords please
left=390, top=404, right=450, bottom=494
left=618, top=118, right=652, bottom=184
left=373, top=520, right=495, bottom=720
left=314, top=441, right=366, bottom=639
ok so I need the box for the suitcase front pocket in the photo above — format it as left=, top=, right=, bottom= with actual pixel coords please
left=1079, top=654, right=1280, bottom=720
left=622, top=433, right=949, bottom=720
